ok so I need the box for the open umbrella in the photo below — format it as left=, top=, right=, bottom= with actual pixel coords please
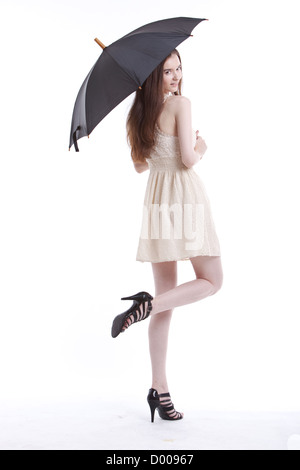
left=69, top=17, right=207, bottom=151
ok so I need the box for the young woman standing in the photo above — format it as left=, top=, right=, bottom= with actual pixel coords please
left=111, top=49, right=223, bottom=422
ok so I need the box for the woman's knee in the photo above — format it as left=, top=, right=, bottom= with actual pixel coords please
left=210, top=272, right=223, bottom=295
left=191, top=255, right=223, bottom=294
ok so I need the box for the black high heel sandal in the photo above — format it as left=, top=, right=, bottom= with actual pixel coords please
left=111, top=291, right=153, bottom=338
left=147, top=388, right=183, bottom=423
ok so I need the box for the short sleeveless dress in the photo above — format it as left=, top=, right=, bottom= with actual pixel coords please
left=136, top=125, right=221, bottom=263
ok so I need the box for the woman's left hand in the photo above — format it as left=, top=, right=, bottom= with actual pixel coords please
left=195, top=130, right=207, bottom=159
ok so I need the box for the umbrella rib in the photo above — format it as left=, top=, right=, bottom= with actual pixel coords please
left=103, top=48, right=142, bottom=88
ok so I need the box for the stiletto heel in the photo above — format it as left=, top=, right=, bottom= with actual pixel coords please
left=149, top=400, right=158, bottom=423
left=147, top=388, right=183, bottom=422
left=147, top=388, right=160, bottom=423
left=121, top=293, right=147, bottom=301
left=111, top=291, right=153, bottom=338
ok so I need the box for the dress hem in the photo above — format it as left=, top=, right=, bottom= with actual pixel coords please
left=136, top=251, right=221, bottom=263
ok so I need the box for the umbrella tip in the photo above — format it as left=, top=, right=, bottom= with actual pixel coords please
left=94, top=38, right=106, bottom=49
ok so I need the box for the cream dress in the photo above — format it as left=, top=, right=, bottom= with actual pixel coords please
left=136, top=120, right=221, bottom=263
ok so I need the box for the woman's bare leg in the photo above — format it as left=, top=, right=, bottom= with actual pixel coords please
left=121, top=256, right=222, bottom=418
left=148, top=260, right=177, bottom=395
left=150, top=255, right=223, bottom=316
left=123, top=255, right=223, bottom=329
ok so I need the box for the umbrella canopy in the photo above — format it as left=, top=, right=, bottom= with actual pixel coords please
left=69, top=17, right=207, bottom=151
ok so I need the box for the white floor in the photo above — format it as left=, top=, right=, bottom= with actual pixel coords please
left=1, top=396, right=299, bottom=450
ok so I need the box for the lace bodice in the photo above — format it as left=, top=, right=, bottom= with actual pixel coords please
left=146, top=126, right=196, bottom=172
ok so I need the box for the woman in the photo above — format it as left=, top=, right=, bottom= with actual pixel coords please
left=111, top=49, right=223, bottom=423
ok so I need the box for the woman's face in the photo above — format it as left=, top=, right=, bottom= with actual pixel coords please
left=162, top=54, right=182, bottom=94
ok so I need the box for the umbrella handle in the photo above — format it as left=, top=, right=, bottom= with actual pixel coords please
left=94, top=38, right=106, bottom=49
left=73, top=126, right=80, bottom=152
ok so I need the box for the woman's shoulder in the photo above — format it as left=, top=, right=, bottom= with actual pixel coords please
left=167, top=94, right=191, bottom=110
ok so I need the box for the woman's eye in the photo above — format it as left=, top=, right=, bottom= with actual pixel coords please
left=164, top=66, right=181, bottom=75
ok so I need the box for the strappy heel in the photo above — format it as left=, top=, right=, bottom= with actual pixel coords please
left=147, top=388, right=183, bottom=423
left=111, top=291, right=153, bottom=338
left=157, top=392, right=183, bottom=421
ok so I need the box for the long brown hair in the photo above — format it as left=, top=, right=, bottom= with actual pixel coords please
left=127, top=49, right=182, bottom=163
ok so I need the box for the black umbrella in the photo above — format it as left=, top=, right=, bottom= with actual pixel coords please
left=69, top=17, right=207, bottom=151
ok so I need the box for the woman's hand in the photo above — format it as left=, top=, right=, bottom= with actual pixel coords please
left=134, top=161, right=149, bottom=173
left=194, top=131, right=207, bottom=159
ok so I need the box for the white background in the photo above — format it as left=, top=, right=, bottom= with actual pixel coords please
left=0, top=0, right=300, bottom=449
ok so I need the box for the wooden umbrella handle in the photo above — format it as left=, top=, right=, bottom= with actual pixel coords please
left=94, top=38, right=106, bottom=49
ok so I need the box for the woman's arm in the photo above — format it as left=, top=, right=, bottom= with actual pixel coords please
left=175, top=97, right=207, bottom=168
left=133, top=161, right=149, bottom=173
